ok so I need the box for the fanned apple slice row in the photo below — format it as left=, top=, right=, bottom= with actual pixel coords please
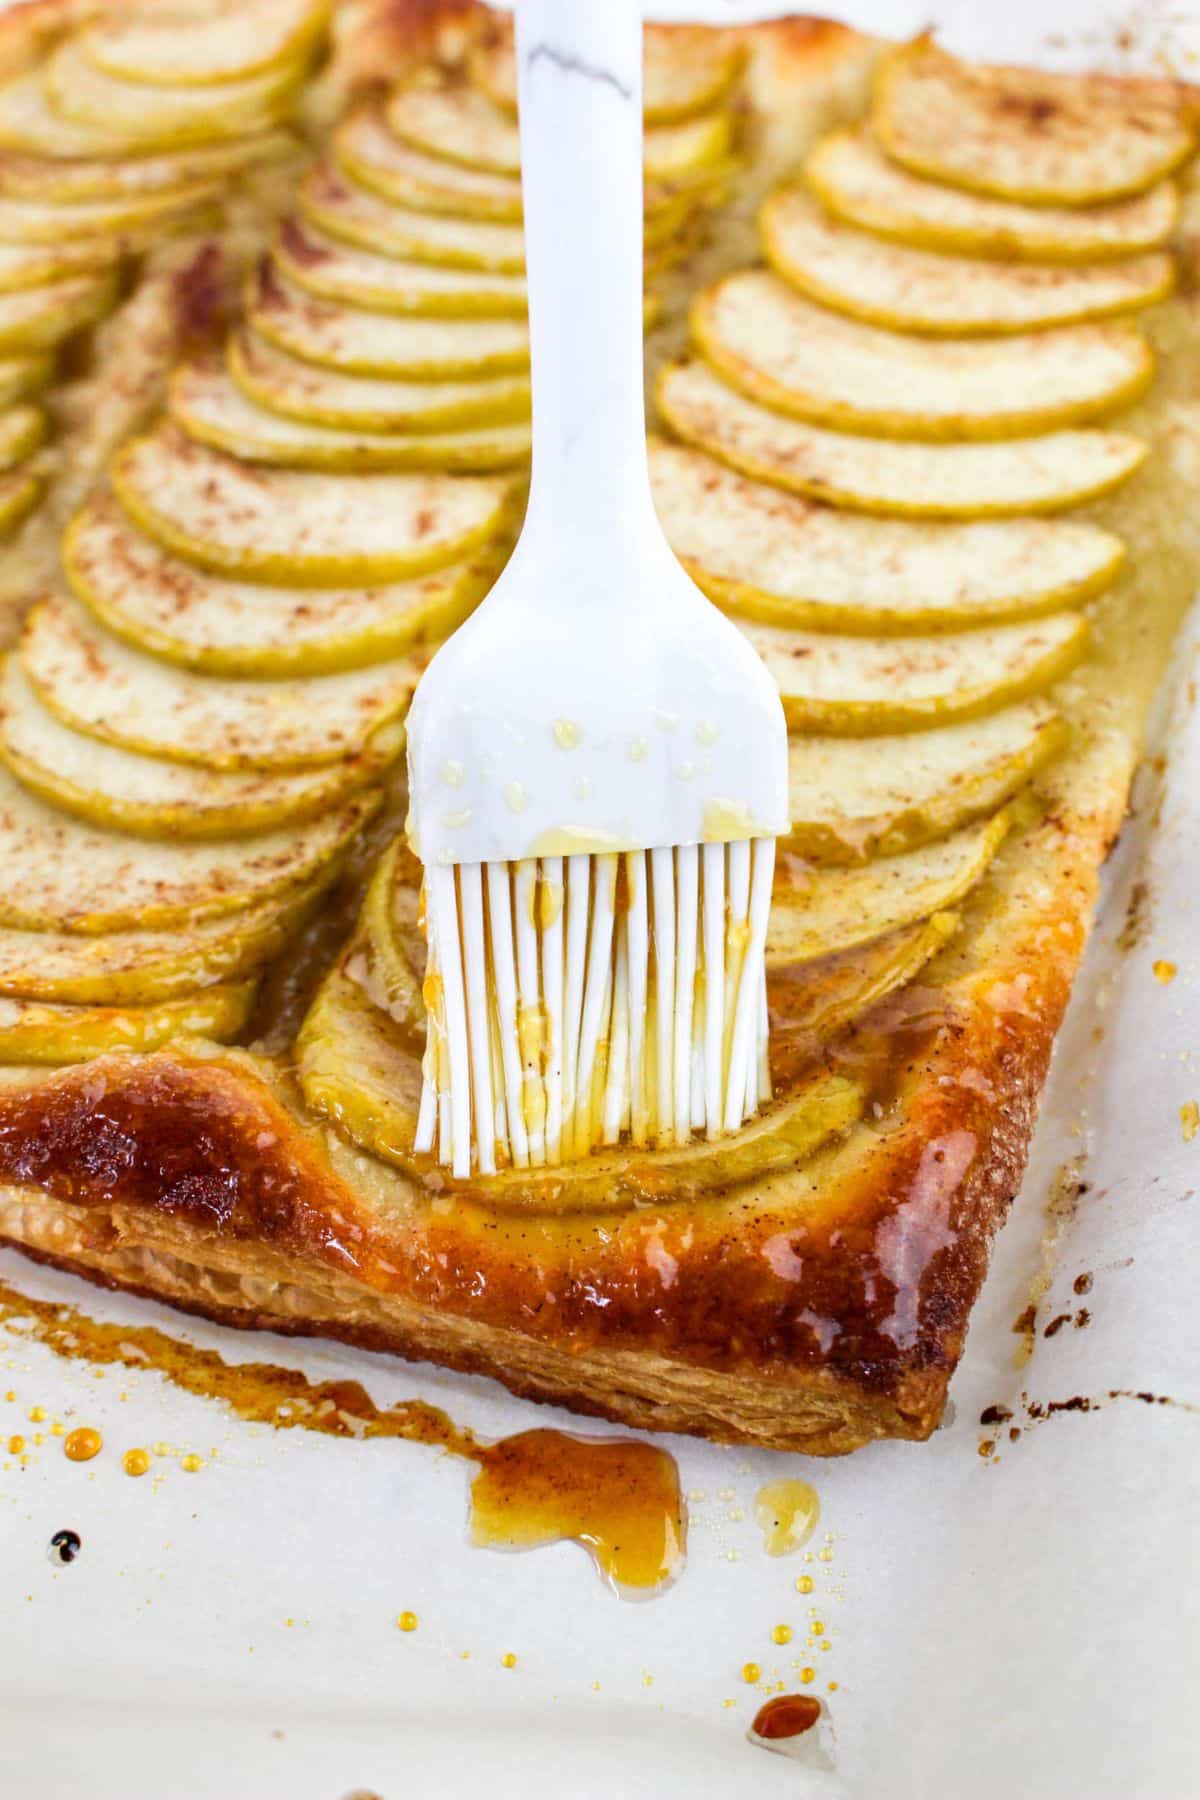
left=112, top=425, right=512, bottom=583
left=335, top=105, right=524, bottom=221
left=469, top=24, right=743, bottom=125
left=762, top=187, right=1175, bottom=336
left=385, top=67, right=733, bottom=181
left=648, top=439, right=1124, bottom=630
left=0, top=982, right=258, bottom=1063
left=80, top=0, right=328, bottom=88
left=749, top=613, right=1087, bottom=733
left=0, top=655, right=400, bottom=839
left=0, top=404, right=43, bottom=469
left=247, top=261, right=530, bottom=378
left=0, top=269, right=117, bottom=353
left=336, top=103, right=721, bottom=230
left=0, top=181, right=224, bottom=245
left=64, top=493, right=492, bottom=678
left=171, top=355, right=533, bottom=474
left=273, top=220, right=528, bottom=318
left=300, top=164, right=527, bottom=272
left=0, top=877, right=330, bottom=1005
left=656, top=361, right=1146, bottom=517
left=693, top=272, right=1154, bottom=442
left=0, top=468, right=41, bottom=538
left=785, top=700, right=1065, bottom=862
left=873, top=42, right=1195, bottom=206
left=767, top=811, right=1011, bottom=966
left=805, top=128, right=1180, bottom=263
left=0, top=757, right=378, bottom=934
left=21, top=594, right=422, bottom=772
left=45, top=40, right=303, bottom=147
left=228, top=329, right=530, bottom=434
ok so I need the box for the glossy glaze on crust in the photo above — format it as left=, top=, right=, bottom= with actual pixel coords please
left=0, top=842, right=1078, bottom=1456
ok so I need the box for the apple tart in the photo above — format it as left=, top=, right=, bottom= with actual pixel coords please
left=0, top=5, right=1195, bottom=1455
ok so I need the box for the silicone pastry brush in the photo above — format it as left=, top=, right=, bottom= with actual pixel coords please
left=405, top=0, right=788, bottom=1177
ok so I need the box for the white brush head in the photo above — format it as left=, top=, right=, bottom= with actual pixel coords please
left=406, top=523, right=789, bottom=871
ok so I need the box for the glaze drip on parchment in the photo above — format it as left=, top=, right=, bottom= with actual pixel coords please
left=0, top=1276, right=684, bottom=1596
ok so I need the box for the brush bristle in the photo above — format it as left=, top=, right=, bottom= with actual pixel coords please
left=414, top=839, right=775, bottom=1178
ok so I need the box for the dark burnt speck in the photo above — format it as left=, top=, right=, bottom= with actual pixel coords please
left=48, top=1528, right=81, bottom=1565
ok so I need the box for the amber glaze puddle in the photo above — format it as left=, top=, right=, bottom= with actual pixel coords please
left=754, top=1478, right=820, bottom=1556
left=751, top=1694, right=822, bottom=1742
left=0, top=1276, right=684, bottom=1596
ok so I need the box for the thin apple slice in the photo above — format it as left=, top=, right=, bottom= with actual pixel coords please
left=385, top=67, right=733, bottom=181
left=297, top=933, right=865, bottom=1208
left=648, top=439, right=1124, bottom=630
left=0, top=756, right=377, bottom=933
left=873, top=41, right=1194, bottom=206
left=80, top=0, right=328, bottom=88
left=469, top=23, right=744, bottom=124
left=749, top=612, right=1087, bottom=733
left=0, top=71, right=163, bottom=159
left=785, top=700, right=1065, bottom=861
left=112, top=424, right=512, bottom=583
left=656, top=360, right=1146, bottom=517
left=770, top=810, right=1014, bottom=964
left=228, top=328, right=530, bottom=433
left=63, top=492, right=495, bottom=677
left=805, top=127, right=1180, bottom=263
left=300, top=160, right=690, bottom=277
left=0, top=875, right=329, bottom=1005
left=0, top=179, right=223, bottom=243
left=0, top=654, right=399, bottom=837
left=21, top=594, right=421, bottom=772
left=0, top=352, right=50, bottom=404
left=0, top=404, right=43, bottom=468
left=769, top=912, right=959, bottom=1043
left=769, top=812, right=1010, bottom=966
left=45, top=39, right=303, bottom=147
left=300, top=163, right=526, bottom=272
left=171, top=353, right=532, bottom=473
left=335, top=103, right=523, bottom=220
left=0, top=468, right=40, bottom=538
left=273, top=219, right=528, bottom=317
left=693, top=271, right=1153, bottom=441
left=0, top=979, right=257, bottom=1063
left=762, top=186, right=1175, bottom=336
left=0, top=129, right=295, bottom=201
left=0, top=236, right=116, bottom=291
left=247, top=260, right=530, bottom=378
left=0, top=268, right=117, bottom=352
left=359, top=839, right=424, bottom=1043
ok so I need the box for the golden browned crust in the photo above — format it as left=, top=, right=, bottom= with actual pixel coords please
left=0, top=2, right=1189, bottom=1454
left=0, top=831, right=1080, bottom=1454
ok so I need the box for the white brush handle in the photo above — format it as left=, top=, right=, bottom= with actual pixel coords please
left=514, top=0, right=656, bottom=551
left=406, top=0, right=789, bottom=869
